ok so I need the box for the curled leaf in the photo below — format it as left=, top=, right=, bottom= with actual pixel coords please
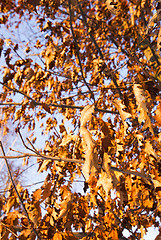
left=80, top=105, right=95, bottom=127
left=80, top=126, right=95, bottom=149
left=82, top=148, right=98, bottom=181
left=133, top=84, right=147, bottom=112
left=97, top=170, right=113, bottom=196
left=56, top=192, right=73, bottom=220
left=113, top=99, right=131, bottom=134
left=145, top=141, right=158, bottom=160
left=113, top=99, right=131, bottom=122
left=133, top=84, right=154, bottom=134
left=80, top=126, right=98, bottom=181
left=154, top=103, right=161, bottom=126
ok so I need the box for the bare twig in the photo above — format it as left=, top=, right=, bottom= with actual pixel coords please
left=0, top=152, right=152, bottom=180
left=26, top=137, right=39, bottom=153
left=0, top=152, right=85, bottom=163
left=0, top=141, right=41, bottom=240
left=17, top=129, right=35, bottom=153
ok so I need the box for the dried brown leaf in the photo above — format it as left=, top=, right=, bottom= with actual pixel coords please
left=38, top=159, right=51, bottom=173
left=154, top=103, right=161, bottom=126
left=80, top=105, right=95, bottom=127
left=33, top=189, right=42, bottom=202
left=42, top=182, right=52, bottom=201
left=80, top=126, right=95, bottom=149
left=133, top=84, right=148, bottom=112
left=42, top=103, right=51, bottom=113
left=56, top=192, right=73, bottom=220
left=113, top=99, right=131, bottom=134
left=157, top=27, right=161, bottom=53
left=133, top=84, right=154, bottom=134
left=60, top=134, right=78, bottom=146
left=80, top=126, right=98, bottom=180
left=82, top=149, right=98, bottom=181
left=153, top=179, right=161, bottom=188
left=97, top=170, right=113, bottom=196
left=106, top=0, right=120, bottom=14
left=145, top=141, right=158, bottom=160
left=113, top=99, right=131, bottom=122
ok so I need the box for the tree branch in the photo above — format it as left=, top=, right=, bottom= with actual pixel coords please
left=0, top=83, right=119, bottom=114
left=76, top=0, right=122, bottom=99
left=0, top=152, right=152, bottom=180
left=109, top=35, right=161, bottom=90
left=68, top=0, right=95, bottom=102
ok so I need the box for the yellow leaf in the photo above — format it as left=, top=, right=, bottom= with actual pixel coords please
left=56, top=192, right=73, bottom=220
left=53, top=233, right=62, bottom=240
left=60, top=134, right=78, bottom=146
left=154, top=103, right=161, bottom=126
left=33, top=189, right=42, bottom=201
left=38, top=159, right=51, bottom=173
left=42, top=182, right=52, bottom=201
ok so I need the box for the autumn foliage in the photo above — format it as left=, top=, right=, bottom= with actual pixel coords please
left=0, top=0, right=161, bottom=239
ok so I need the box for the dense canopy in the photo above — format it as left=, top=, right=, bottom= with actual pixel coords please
left=0, top=0, right=161, bottom=239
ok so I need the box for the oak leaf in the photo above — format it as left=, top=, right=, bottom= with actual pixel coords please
left=80, top=126, right=98, bottom=180
left=41, top=182, right=52, bottom=201
left=114, top=99, right=131, bottom=121
left=53, top=233, right=63, bottom=240
left=38, top=159, right=51, bottom=173
left=33, top=189, right=42, bottom=202
left=133, top=84, right=154, bottom=134
left=145, top=141, right=158, bottom=160
left=153, top=179, right=161, bottom=188
left=60, top=134, right=78, bottom=146
left=106, top=0, right=119, bottom=14
left=154, top=103, right=161, bottom=126
left=80, top=105, right=95, bottom=127
left=42, top=102, right=51, bottom=113
left=56, top=192, right=73, bottom=220
left=113, top=99, right=131, bottom=134
left=97, top=170, right=113, bottom=196
left=133, top=84, right=148, bottom=112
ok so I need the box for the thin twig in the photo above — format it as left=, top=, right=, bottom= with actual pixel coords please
left=0, top=152, right=85, bottom=163
left=0, top=222, right=19, bottom=238
left=0, top=152, right=152, bottom=180
left=26, top=137, right=39, bottom=153
left=0, top=141, right=41, bottom=240
left=17, top=129, right=35, bottom=153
